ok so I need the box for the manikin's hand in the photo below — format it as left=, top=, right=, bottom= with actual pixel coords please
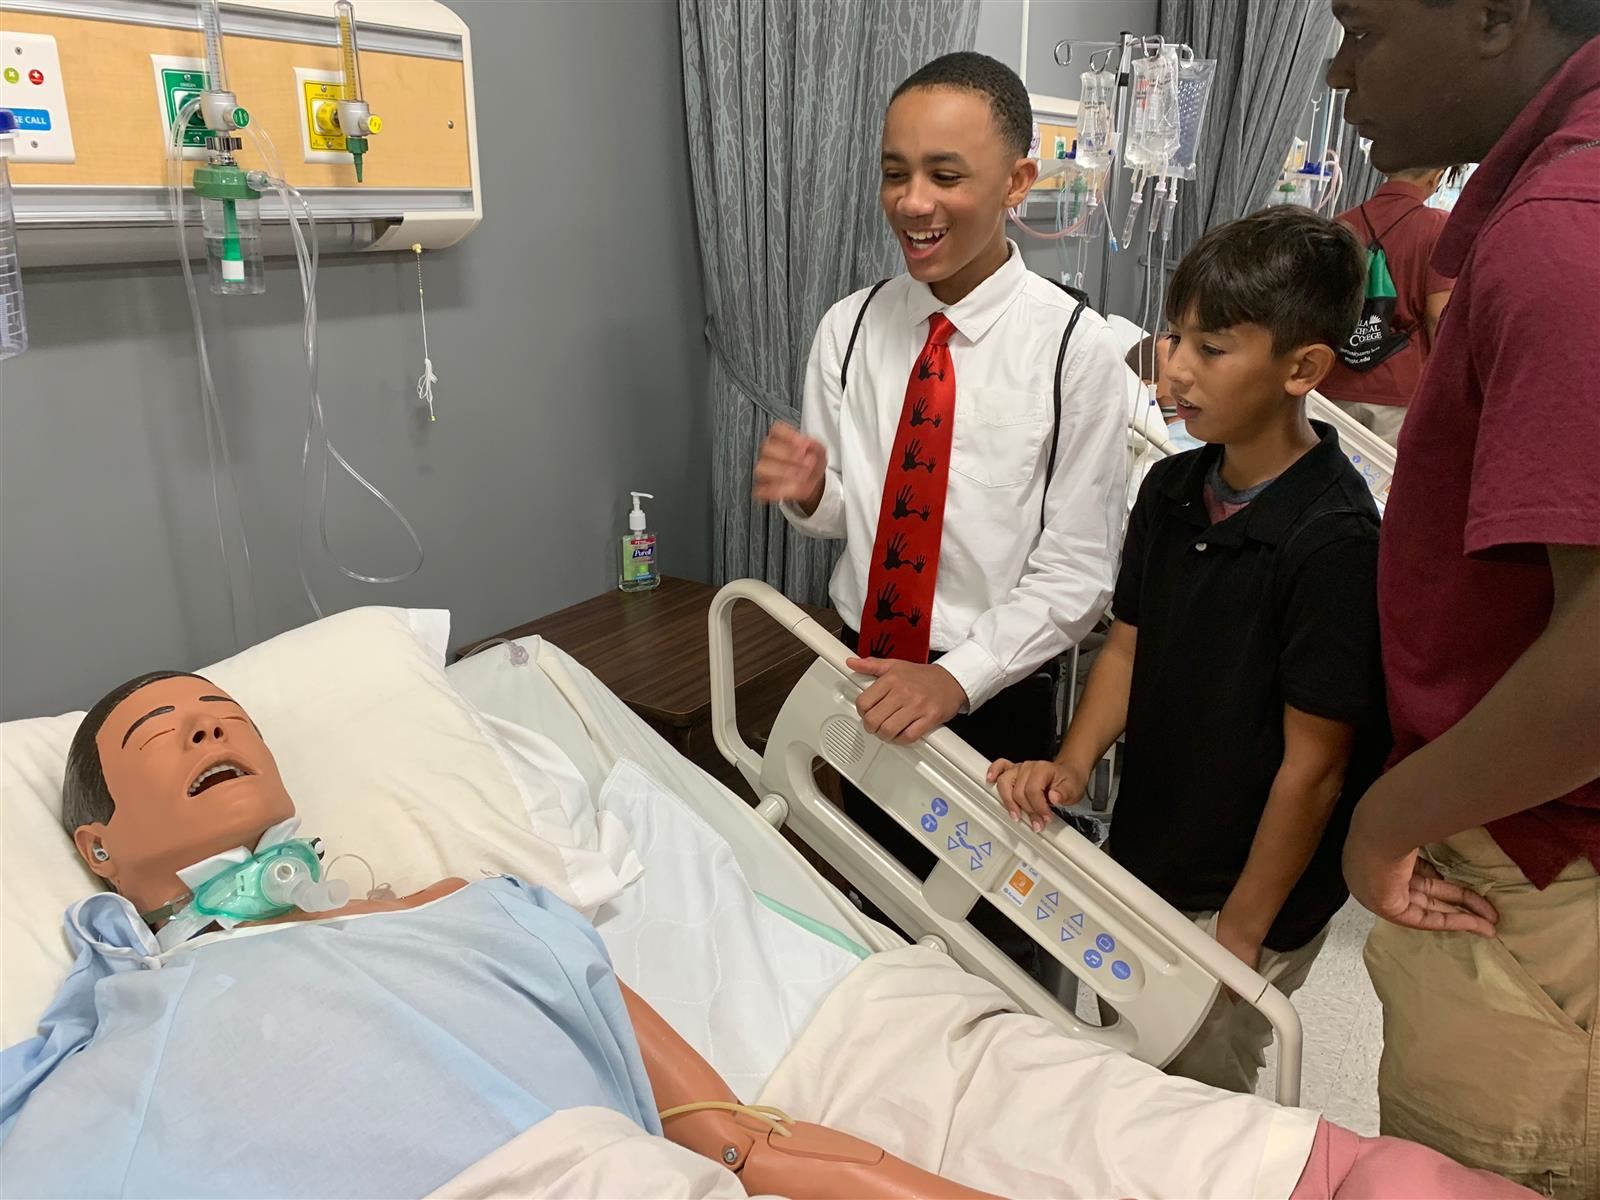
left=1343, top=796, right=1498, bottom=937
left=987, top=759, right=1088, bottom=833
left=753, top=421, right=827, bottom=512
left=846, top=658, right=967, bottom=745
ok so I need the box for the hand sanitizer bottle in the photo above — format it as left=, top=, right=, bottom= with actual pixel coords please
left=619, top=491, right=660, bottom=592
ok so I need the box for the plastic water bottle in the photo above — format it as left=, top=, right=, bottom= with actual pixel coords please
left=0, top=110, right=27, bottom=361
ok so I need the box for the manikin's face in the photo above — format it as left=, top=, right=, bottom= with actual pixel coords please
left=75, top=677, right=295, bottom=907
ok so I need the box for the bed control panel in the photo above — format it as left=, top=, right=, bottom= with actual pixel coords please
left=906, top=792, right=1146, bottom=1001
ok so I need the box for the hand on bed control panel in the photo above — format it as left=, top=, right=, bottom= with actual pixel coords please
left=63, top=670, right=461, bottom=939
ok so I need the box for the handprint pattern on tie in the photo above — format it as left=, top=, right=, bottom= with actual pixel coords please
left=882, top=533, right=927, bottom=574
left=901, top=439, right=937, bottom=475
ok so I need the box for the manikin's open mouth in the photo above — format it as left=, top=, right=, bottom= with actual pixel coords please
left=187, top=762, right=253, bottom=797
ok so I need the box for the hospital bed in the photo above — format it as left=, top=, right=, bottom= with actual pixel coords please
left=0, top=599, right=1520, bottom=1199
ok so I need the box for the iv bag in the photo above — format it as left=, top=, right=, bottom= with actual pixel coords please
left=1168, top=58, right=1217, bottom=181
left=1124, top=44, right=1180, bottom=171
left=1076, top=67, right=1118, bottom=171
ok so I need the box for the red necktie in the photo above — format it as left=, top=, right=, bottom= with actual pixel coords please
left=859, top=312, right=956, bottom=663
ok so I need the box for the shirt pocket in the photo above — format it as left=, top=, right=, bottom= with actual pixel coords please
left=950, top=385, right=1048, bottom=489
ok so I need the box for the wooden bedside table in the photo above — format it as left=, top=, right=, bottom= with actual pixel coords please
left=458, top=577, right=843, bottom=801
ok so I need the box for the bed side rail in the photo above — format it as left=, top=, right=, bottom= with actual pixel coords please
left=709, top=580, right=1304, bottom=1106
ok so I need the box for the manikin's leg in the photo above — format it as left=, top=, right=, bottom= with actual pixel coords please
left=621, top=986, right=1000, bottom=1200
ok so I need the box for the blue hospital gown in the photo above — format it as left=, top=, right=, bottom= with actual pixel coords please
left=0, top=877, right=660, bottom=1198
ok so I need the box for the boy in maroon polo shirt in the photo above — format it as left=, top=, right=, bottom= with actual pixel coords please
left=1318, top=167, right=1458, bottom=444
left=1328, top=1, right=1600, bottom=1194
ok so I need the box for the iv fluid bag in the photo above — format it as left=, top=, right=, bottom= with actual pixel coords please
left=1076, top=67, right=1117, bottom=170
left=1169, top=58, right=1217, bottom=181
left=1125, top=45, right=1180, bottom=170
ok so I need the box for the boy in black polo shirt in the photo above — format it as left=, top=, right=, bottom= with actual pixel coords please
left=990, top=206, right=1389, bottom=1094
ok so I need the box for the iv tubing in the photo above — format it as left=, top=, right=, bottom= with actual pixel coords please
left=167, top=97, right=256, bottom=648
left=243, top=121, right=425, bottom=617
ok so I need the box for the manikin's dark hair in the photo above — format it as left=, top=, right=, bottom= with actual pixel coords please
left=62, top=671, right=206, bottom=837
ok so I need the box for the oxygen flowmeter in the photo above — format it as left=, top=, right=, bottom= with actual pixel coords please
left=190, top=0, right=263, bottom=294
left=335, top=1, right=382, bottom=182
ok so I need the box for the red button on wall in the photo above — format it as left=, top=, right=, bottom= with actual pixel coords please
left=28, top=68, right=44, bottom=85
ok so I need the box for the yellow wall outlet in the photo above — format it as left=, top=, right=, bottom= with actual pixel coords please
left=302, top=78, right=347, bottom=153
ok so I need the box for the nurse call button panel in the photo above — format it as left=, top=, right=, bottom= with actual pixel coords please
left=0, top=31, right=75, bottom=163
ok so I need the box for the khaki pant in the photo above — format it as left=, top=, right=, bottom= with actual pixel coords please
left=1331, top=398, right=1407, bottom=445
left=1365, top=827, right=1600, bottom=1199
left=1163, top=911, right=1329, bottom=1094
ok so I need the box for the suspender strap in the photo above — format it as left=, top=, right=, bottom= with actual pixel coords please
left=839, top=279, right=890, bottom=394
left=1043, top=296, right=1088, bottom=531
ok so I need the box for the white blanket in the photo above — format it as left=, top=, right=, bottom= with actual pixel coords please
left=757, top=947, right=1321, bottom=1200
left=428, top=1106, right=767, bottom=1199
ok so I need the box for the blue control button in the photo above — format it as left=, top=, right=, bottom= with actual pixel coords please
left=1083, top=948, right=1103, bottom=969
left=1111, top=960, right=1131, bottom=980
left=1096, top=933, right=1115, bottom=953
left=920, top=814, right=938, bottom=833
left=931, top=797, right=948, bottom=817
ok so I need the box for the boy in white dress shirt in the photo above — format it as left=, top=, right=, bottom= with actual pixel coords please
left=753, top=52, right=1127, bottom=958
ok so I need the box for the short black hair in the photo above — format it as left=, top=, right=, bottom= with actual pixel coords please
left=1166, top=206, right=1367, bottom=355
left=890, top=51, right=1033, bottom=158
left=1421, top=0, right=1600, bottom=38
left=62, top=671, right=205, bottom=838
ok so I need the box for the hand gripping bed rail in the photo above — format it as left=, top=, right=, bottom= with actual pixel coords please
left=709, top=580, right=1304, bottom=1106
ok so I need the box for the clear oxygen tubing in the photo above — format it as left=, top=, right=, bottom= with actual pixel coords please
left=167, top=96, right=257, bottom=649
left=1315, top=149, right=1344, bottom=214
left=1005, top=165, right=1105, bottom=242
left=241, top=121, right=424, bottom=618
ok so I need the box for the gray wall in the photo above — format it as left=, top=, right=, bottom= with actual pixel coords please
left=975, top=0, right=1161, bottom=320
left=0, top=0, right=711, bottom=720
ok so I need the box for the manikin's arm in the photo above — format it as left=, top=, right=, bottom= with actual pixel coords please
left=620, top=985, right=1000, bottom=1200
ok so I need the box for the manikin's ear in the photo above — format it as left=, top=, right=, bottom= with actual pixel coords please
left=1005, top=156, right=1040, bottom=208
left=1284, top=343, right=1336, bottom=398
left=73, top=823, right=116, bottom=882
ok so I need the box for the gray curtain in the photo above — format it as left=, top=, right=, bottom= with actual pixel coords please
left=680, top=0, right=980, bottom=603
left=1156, top=0, right=1339, bottom=266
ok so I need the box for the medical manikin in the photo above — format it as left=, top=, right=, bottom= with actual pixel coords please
left=33, top=671, right=995, bottom=1200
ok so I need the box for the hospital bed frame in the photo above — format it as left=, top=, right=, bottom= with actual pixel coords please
left=709, top=581, right=1306, bottom=1106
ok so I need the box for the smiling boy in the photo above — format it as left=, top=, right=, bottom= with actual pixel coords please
left=751, top=52, right=1127, bottom=958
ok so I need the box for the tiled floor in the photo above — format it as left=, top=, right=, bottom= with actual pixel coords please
left=1258, top=899, right=1383, bottom=1132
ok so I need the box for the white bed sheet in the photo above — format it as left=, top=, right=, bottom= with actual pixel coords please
left=446, top=637, right=886, bottom=945
left=447, top=640, right=867, bottom=1096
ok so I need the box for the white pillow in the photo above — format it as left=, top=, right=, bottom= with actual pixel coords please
left=0, top=608, right=639, bottom=1048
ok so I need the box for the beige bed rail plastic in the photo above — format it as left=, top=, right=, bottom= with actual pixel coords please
left=709, top=579, right=1304, bottom=1106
